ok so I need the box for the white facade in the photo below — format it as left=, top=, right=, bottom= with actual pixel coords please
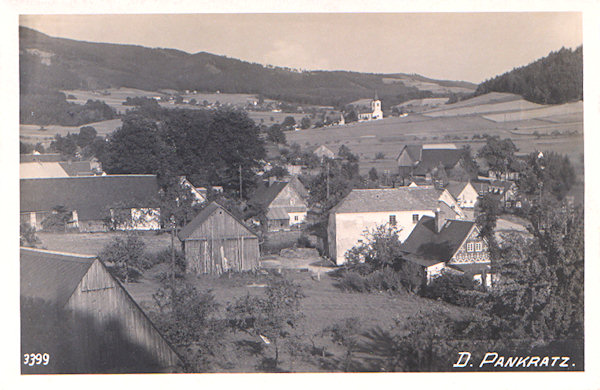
left=358, top=98, right=383, bottom=121
left=454, top=183, right=479, bottom=209
left=331, top=209, right=435, bottom=265
left=288, top=211, right=307, bottom=226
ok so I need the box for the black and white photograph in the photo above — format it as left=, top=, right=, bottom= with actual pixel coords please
left=3, top=1, right=600, bottom=387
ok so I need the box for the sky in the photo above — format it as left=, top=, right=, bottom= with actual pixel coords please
left=19, top=12, right=582, bottom=85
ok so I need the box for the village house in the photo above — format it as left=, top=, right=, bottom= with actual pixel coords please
left=313, top=144, right=336, bottom=161
left=444, top=181, right=479, bottom=220
left=178, top=176, right=207, bottom=205
left=20, top=175, right=161, bottom=232
left=247, top=176, right=309, bottom=232
left=474, top=180, right=520, bottom=209
left=328, top=186, right=465, bottom=265
left=178, top=202, right=260, bottom=275
left=400, top=214, right=492, bottom=287
left=396, top=143, right=472, bottom=183
left=20, top=247, right=182, bottom=373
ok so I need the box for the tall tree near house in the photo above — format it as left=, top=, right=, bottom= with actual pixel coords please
left=77, top=126, right=97, bottom=148
left=475, top=193, right=501, bottom=246
left=266, top=123, right=286, bottom=144
left=518, top=151, right=576, bottom=201
left=477, top=136, right=518, bottom=175
left=98, top=234, right=147, bottom=283
left=100, top=116, right=172, bottom=178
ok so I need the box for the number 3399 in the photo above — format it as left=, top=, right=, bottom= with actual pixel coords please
left=23, top=353, right=49, bottom=366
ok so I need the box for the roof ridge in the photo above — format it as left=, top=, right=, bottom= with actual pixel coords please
left=20, top=247, right=96, bottom=259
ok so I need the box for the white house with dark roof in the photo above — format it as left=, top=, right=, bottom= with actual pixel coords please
left=20, top=175, right=161, bottom=232
left=327, top=186, right=464, bottom=265
left=400, top=215, right=492, bottom=286
left=445, top=181, right=479, bottom=210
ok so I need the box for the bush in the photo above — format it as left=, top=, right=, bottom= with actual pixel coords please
left=419, top=272, right=481, bottom=306
left=335, top=267, right=407, bottom=293
left=374, top=152, right=385, bottom=160
left=98, top=234, right=148, bottom=283
left=296, top=235, right=312, bottom=248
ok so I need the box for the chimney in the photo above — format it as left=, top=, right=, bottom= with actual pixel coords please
left=435, top=207, right=443, bottom=233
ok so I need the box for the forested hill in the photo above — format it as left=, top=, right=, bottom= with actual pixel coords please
left=19, top=26, right=475, bottom=107
left=475, top=46, right=583, bottom=104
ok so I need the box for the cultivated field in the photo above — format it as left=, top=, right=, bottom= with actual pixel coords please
left=286, top=92, right=584, bottom=176
left=483, top=101, right=583, bottom=122
left=424, top=99, right=542, bottom=117
left=20, top=118, right=123, bottom=146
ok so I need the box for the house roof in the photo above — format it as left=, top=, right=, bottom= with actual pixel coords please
left=20, top=153, right=64, bottom=163
left=248, top=178, right=308, bottom=208
left=332, top=187, right=447, bottom=214
left=266, top=207, right=290, bottom=220
left=20, top=247, right=96, bottom=307
left=413, top=148, right=462, bottom=175
left=401, top=216, right=476, bottom=262
left=58, top=161, right=93, bottom=176
left=178, top=201, right=257, bottom=241
left=20, top=175, right=160, bottom=221
left=20, top=162, right=69, bottom=178
left=445, top=181, right=469, bottom=199
left=313, top=145, right=335, bottom=157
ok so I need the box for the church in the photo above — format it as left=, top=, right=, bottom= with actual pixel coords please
left=358, top=93, right=383, bottom=121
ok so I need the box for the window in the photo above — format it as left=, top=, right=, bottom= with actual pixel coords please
left=389, top=215, right=397, bottom=226
left=294, top=215, right=299, bottom=221
left=412, top=214, right=419, bottom=223
left=467, top=243, right=474, bottom=252
left=475, top=242, right=482, bottom=252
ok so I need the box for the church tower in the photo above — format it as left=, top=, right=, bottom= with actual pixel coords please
left=371, top=92, right=383, bottom=120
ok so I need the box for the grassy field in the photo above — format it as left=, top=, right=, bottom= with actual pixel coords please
left=20, top=118, right=123, bottom=146
left=36, top=231, right=173, bottom=256
left=124, top=264, right=475, bottom=372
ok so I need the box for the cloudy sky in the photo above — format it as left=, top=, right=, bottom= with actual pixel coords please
left=20, top=12, right=582, bottom=83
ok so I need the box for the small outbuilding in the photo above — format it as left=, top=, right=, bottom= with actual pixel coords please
left=178, top=202, right=260, bottom=275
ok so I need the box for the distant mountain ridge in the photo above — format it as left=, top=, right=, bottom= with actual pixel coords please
left=19, top=26, right=476, bottom=108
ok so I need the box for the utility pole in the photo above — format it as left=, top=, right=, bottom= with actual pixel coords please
left=239, top=164, right=243, bottom=200
left=170, top=215, right=176, bottom=288
left=326, top=160, right=330, bottom=201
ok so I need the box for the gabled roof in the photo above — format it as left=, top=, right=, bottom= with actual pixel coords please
left=20, top=247, right=96, bottom=307
left=413, top=148, right=462, bottom=175
left=332, top=187, right=446, bottom=214
left=20, top=153, right=64, bottom=163
left=401, top=216, right=477, bottom=262
left=20, top=162, right=69, bottom=178
left=178, top=201, right=257, bottom=241
left=58, top=161, right=93, bottom=176
left=20, top=175, right=160, bottom=221
left=249, top=181, right=288, bottom=207
left=445, top=181, right=470, bottom=199
left=396, top=144, right=422, bottom=164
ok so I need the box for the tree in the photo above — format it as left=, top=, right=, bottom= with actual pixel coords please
left=518, top=151, right=575, bottom=201
left=477, top=136, right=518, bottom=174
left=344, top=110, right=358, bottom=123
left=281, top=116, right=296, bottom=129
left=151, top=283, right=225, bottom=372
left=300, top=117, right=311, bottom=129
left=50, top=134, right=78, bottom=157
left=475, top=193, right=501, bottom=244
left=159, top=178, right=204, bottom=227
left=100, top=116, right=171, bottom=178
left=20, top=141, right=33, bottom=154
left=267, top=123, right=286, bottom=144
left=98, top=234, right=148, bottom=283
left=227, top=277, right=305, bottom=370
left=77, top=126, right=97, bottom=148
left=265, top=165, right=289, bottom=180
left=368, top=167, right=379, bottom=181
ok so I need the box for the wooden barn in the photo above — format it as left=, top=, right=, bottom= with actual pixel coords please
left=178, top=202, right=260, bottom=275
left=20, top=247, right=182, bottom=374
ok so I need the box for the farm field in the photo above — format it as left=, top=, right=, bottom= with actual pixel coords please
left=483, top=101, right=583, bottom=122
left=286, top=92, right=584, bottom=176
left=424, top=99, right=542, bottom=117
left=20, top=118, right=123, bottom=145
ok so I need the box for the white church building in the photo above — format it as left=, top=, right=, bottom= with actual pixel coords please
left=358, top=94, right=383, bottom=121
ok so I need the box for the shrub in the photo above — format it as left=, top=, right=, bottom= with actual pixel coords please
left=419, top=272, right=480, bottom=306
left=98, top=234, right=148, bottom=283
left=296, top=235, right=312, bottom=248
left=374, top=152, right=385, bottom=160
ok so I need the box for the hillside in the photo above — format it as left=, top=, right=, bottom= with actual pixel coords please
left=19, top=26, right=475, bottom=108
left=475, top=46, right=583, bottom=104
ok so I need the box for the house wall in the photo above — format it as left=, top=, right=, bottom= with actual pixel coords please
left=270, top=184, right=306, bottom=208
left=425, top=262, right=446, bottom=284
left=111, top=208, right=161, bottom=231
left=288, top=211, right=307, bottom=226
left=448, top=228, right=490, bottom=264
left=65, top=260, right=181, bottom=372
left=332, top=209, right=436, bottom=265
left=182, top=208, right=259, bottom=274
left=456, top=184, right=479, bottom=209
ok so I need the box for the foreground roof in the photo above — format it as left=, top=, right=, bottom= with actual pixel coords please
left=20, top=175, right=159, bottom=221
left=401, top=216, right=476, bottom=262
left=20, top=247, right=96, bottom=306
left=332, top=187, right=445, bottom=214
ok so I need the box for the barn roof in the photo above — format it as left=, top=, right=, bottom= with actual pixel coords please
left=20, top=153, right=64, bottom=163
left=20, top=162, right=69, bottom=178
left=413, top=148, right=462, bottom=175
left=20, top=247, right=96, bottom=307
left=20, top=175, right=160, bottom=221
left=178, top=201, right=258, bottom=241
left=332, top=187, right=446, bottom=214
left=401, top=216, right=476, bottom=262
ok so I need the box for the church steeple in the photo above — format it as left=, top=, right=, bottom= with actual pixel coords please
left=374, top=91, right=379, bottom=100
